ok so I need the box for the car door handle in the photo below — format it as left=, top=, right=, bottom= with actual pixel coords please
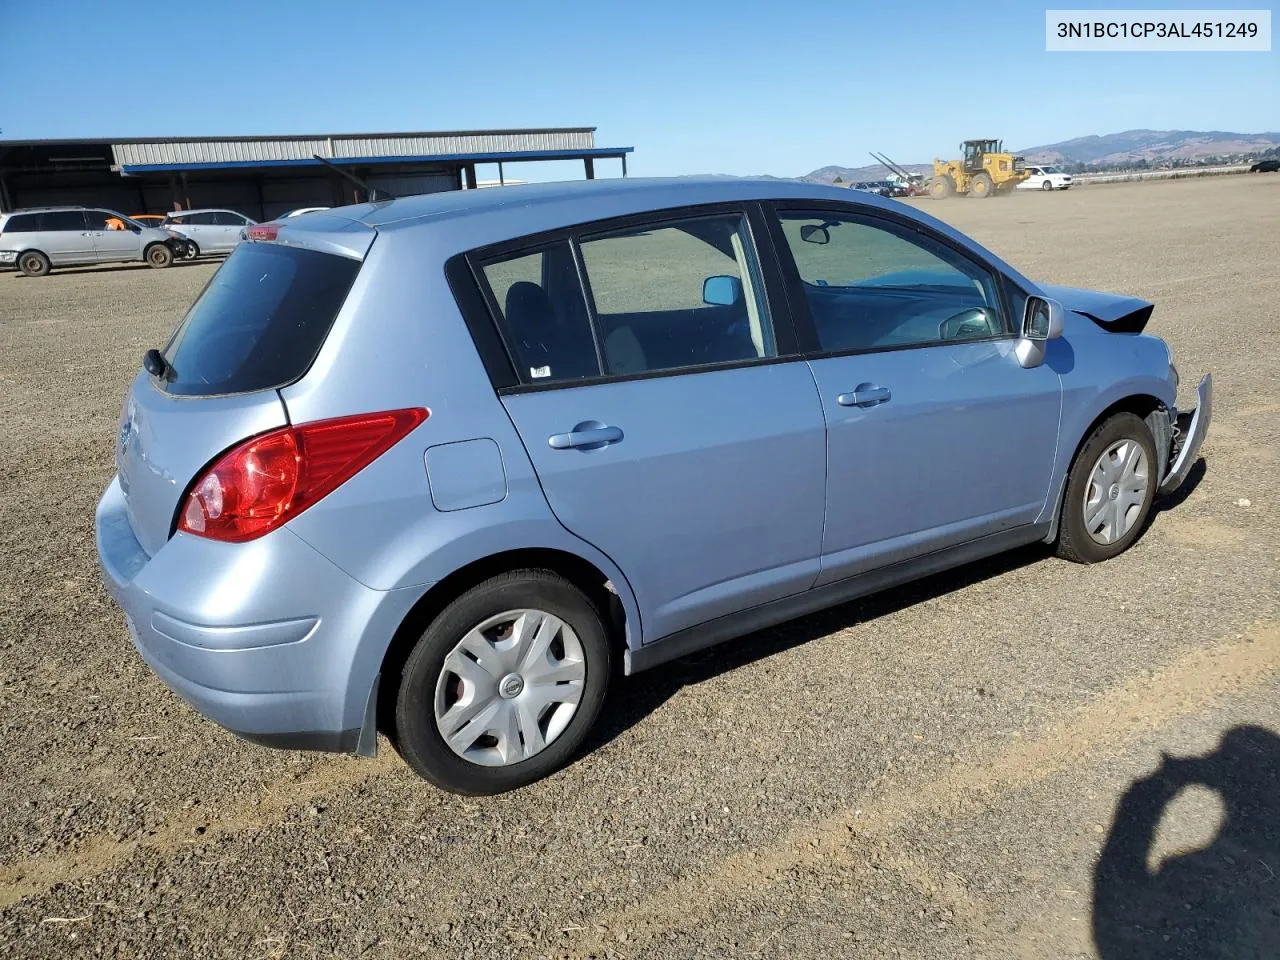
left=547, top=424, right=624, bottom=450
left=836, top=385, right=892, bottom=408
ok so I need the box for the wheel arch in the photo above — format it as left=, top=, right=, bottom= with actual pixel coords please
left=1041, top=391, right=1169, bottom=543
left=374, top=546, right=634, bottom=740
left=16, top=248, right=52, bottom=273
left=143, top=240, right=172, bottom=263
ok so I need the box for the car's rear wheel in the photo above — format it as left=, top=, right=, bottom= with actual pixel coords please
left=1056, top=412, right=1158, bottom=564
left=182, top=240, right=199, bottom=260
left=145, top=243, right=173, bottom=268
left=395, top=570, right=612, bottom=794
left=1042, top=180, right=1054, bottom=191
left=18, top=250, right=51, bottom=277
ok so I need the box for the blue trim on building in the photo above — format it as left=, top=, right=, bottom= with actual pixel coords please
left=119, top=147, right=634, bottom=175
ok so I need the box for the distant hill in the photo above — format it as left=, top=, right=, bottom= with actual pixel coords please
left=805, top=161, right=932, bottom=184
left=1018, top=129, right=1280, bottom=164
left=804, top=129, right=1280, bottom=182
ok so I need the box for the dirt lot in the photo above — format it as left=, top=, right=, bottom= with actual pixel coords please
left=1, top=175, right=1278, bottom=959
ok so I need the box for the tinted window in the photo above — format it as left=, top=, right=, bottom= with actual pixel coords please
left=1, top=214, right=38, bottom=233
left=480, top=242, right=600, bottom=384
left=578, top=213, right=775, bottom=375
left=776, top=212, right=1005, bottom=353
left=189, top=212, right=219, bottom=226
left=40, top=211, right=87, bottom=232
left=161, top=244, right=361, bottom=396
left=212, top=211, right=246, bottom=226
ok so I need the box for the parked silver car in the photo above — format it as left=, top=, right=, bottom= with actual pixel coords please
left=96, top=178, right=1210, bottom=795
left=0, top=206, right=181, bottom=276
left=162, top=208, right=256, bottom=258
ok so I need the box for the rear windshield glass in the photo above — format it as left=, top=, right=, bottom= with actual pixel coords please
left=161, top=243, right=361, bottom=396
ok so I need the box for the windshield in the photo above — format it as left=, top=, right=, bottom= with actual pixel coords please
left=1042, top=166, right=1061, bottom=174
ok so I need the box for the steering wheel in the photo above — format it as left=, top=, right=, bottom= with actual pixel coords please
left=939, top=307, right=995, bottom=341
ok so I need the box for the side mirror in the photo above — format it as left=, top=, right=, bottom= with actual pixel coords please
left=703, top=274, right=742, bottom=307
left=799, top=224, right=830, bottom=245
left=1023, top=296, right=1065, bottom=340
left=1016, top=296, right=1065, bottom=368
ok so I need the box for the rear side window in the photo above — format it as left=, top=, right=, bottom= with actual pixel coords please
left=578, top=214, right=774, bottom=374
left=479, top=242, right=601, bottom=384
left=2, top=213, right=39, bottom=234
left=161, top=243, right=361, bottom=396
left=41, top=211, right=87, bottom=232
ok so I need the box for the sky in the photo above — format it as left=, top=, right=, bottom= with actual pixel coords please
left=1, top=0, right=1275, bottom=180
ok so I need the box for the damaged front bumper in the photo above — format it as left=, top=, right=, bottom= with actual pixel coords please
left=1159, top=373, right=1212, bottom=497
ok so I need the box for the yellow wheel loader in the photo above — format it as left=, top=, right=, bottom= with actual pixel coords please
left=927, top=140, right=1029, bottom=198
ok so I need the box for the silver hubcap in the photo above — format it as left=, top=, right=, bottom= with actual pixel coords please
left=433, top=608, right=586, bottom=767
left=1084, top=439, right=1149, bottom=545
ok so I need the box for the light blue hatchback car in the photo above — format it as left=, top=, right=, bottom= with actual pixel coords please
left=95, top=177, right=1211, bottom=794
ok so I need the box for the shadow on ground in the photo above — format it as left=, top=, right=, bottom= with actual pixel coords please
left=589, top=457, right=1207, bottom=758
left=1093, top=725, right=1280, bottom=959
left=586, top=539, right=1051, bottom=754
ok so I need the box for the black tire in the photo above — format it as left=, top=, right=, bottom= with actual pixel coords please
left=1056, top=413, right=1158, bottom=564
left=182, top=240, right=199, bottom=260
left=928, top=175, right=954, bottom=199
left=970, top=172, right=994, bottom=198
left=1042, top=180, right=1054, bottom=192
left=18, top=250, right=51, bottom=277
left=395, top=570, right=612, bottom=794
left=145, top=243, right=173, bottom=269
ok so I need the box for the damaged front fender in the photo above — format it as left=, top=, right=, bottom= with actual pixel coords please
left=1159, top=373, right=1213, bottom=497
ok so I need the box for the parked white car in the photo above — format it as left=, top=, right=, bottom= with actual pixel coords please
left=1019, top=166, right=1073, bottom=191
left=162, top=209, right=256, bottom=258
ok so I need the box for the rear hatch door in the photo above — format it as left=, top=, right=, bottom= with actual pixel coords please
left=117, top=218, right=374, bottom=556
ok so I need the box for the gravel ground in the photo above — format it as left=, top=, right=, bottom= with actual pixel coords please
left=0, top=175, right=1277, bottom=959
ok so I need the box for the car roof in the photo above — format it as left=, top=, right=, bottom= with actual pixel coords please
left=3, top=205, right=88, bottom=214
left=281, top=176, right=1038, bottom=294
left=167, top=208, right=242, bottom=215
left=335, top=177, right=914, bottom=229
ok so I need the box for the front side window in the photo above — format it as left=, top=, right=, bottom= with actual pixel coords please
left=578, top=213, right=774, bottom=375
left=85, top=210, right=137, bottom=232
left=775, top=211, right=1006, bottom=353
left=480, top=241, right=601, bottom=384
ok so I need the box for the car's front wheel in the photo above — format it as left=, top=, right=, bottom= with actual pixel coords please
left=1042, top=180, right=1054, bottom=191
left=395, top=570, right=612, bottom=794
left=145, top=243, right=173, bottom=269
left=1056, top=412, right=1158, bottom=563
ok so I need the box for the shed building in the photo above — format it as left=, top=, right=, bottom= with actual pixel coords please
left=0, top=128, right=632, bottom=219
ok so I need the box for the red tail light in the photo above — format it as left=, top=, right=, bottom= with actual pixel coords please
left=246, top=223, right=280, bottom=241
left=178, top=408, right=428, bottom=543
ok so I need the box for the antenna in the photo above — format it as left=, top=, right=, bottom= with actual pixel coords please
left=311, top=154, right=394, bottom=201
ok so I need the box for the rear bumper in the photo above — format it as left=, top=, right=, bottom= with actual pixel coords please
left=95, top=476, right=419, bottom=755
left=1159, top=373, right=1212, bottom=497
